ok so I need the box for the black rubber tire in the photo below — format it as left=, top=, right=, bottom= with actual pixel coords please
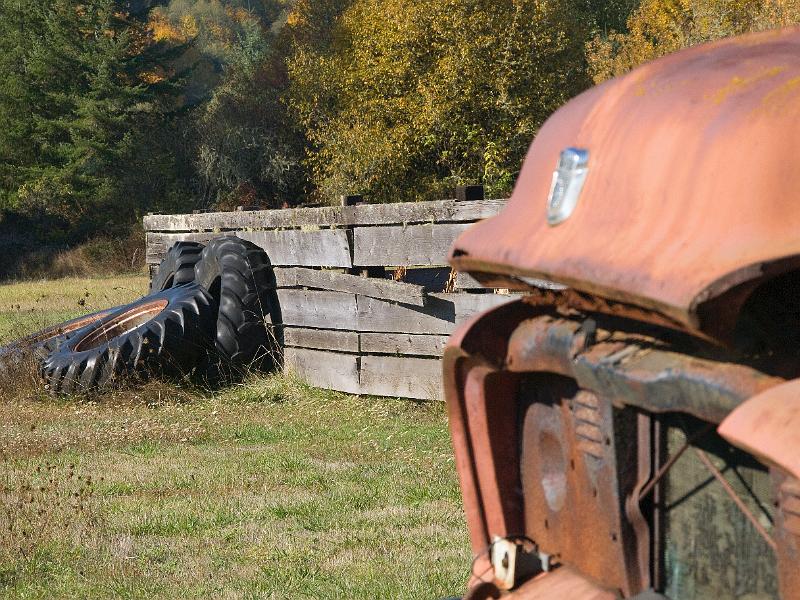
left=0, top=308, right=115, bottom=371
left=193, top=236, right=282, bottom=377
left=149, top=241, right=205, bottom=292
left=41, top=283, right=215, bottom=394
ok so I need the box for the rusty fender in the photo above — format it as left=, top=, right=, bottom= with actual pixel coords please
left=719, top=381, right=800, bottom=594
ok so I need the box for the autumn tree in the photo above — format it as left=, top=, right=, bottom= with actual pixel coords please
left=286, top=0, right=597, bottom=204
left=587, top=0, right=800, bottom=83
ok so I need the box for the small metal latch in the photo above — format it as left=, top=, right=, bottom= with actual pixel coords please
left=490, top=536, right=544, bottom=590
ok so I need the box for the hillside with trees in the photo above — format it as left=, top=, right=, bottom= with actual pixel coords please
left=0, top=0, right=796, bottom=274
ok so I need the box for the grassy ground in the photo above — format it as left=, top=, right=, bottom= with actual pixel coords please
left=0, top=275, right=149, bottom=344
left=0, top=276, right=470, bottom=599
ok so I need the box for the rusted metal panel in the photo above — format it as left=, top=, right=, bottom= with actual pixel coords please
left=463, top=366, right=522, bottom=540
left=504, top=309, right=782, bottom=424
left=718, top=379, right=800, bottom=481
left=450, top=27, right=800, bottom=336
left=443, top=300, right=791, bottom=596
left=519, top=379, right=644, bottom=595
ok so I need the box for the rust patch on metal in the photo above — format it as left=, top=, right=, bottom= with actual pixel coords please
left=74, top=299, right=168, bottom=351
left=520, top=383, right=642, bottom=595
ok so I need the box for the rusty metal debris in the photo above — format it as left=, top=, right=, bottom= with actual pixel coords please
left=444, top=298, right=797, bottom=597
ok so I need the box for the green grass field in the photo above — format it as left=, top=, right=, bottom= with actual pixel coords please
left=0, top=276, right=470, bottom=599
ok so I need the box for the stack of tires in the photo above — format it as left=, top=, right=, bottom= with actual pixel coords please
left=3, top=237, right=282, bottom=394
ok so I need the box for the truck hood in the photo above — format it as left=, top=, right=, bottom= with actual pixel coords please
left=450, top=27, right=800, bottom=334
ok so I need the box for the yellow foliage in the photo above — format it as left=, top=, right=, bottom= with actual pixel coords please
left=285, top=9, right=301, bottom=28
left=587, top=0, right=800, bottom=83
left=288, top=0, right=594, bottom=204
left=180, top=14, right=199, bottom=39
left=140, top=70, right=167, bottom=84
left=148, top=11, right=187, bottom=43
left=226, top=7, right=252, bottom=24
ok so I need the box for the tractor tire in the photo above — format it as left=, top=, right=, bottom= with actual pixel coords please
left=0, top=308, right=115, bottom=371
left=193, top=236, right=281, bottom=377
left=149, top=241, right=205, bottom=292
left=42, top=283, right=215, bottom=394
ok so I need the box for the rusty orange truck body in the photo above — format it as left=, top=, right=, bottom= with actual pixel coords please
left=444, top=27, right=800, bottom=599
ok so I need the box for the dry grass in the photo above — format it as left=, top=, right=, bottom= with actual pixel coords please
left=0, top=276, right=471, bottom=599
left=7, top=229, right=147, bottom=281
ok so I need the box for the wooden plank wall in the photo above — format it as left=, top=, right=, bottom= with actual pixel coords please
left=144, top=197, right=516, bottom=400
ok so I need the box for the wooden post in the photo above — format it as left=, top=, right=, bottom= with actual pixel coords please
left=456, top=184, right=484, bottom=202
left=341, top=194, right=363, bottom=206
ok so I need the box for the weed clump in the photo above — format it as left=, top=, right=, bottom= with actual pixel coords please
left=0, top=458, right=102, bottom=585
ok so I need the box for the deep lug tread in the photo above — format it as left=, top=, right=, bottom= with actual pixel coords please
left=193, top=236, right=282, bottom=380
left=150, top=241, right=205, bottom=293
left=42, top=284, right=216, bottom=395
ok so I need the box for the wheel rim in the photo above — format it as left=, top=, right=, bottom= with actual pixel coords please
left=74, top=299, right=168, bottom=351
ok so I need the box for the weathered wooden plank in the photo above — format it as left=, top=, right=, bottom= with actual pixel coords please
left=355, top=293, right=516, bottom=334
left=270, top=290, right=517, bottom=335
left=283, top=347, right=360, bottom=395
left=144, top=206, right=351, bottom=231
left=276, top=290, right=452, bottom=334
left=455, top=271, right=565, bottom=291
left=283, top=327, right=359, bottom=353
left=146, top=230, right=352, bottom=267
left=283, top=267, right=426, bottom=306
left=276, top=290, right=358, bottom=330
left=342, top=198, right=507, bottom=226
left=353, top=223, right=471, bottom=267
left=360, top=333, right=448, bottom=357
left=455, top=271, right=488, bottom=290
left=360, top=355, right=443, bottom=400
left=274, top=267, right=297, bottom=288
left=430, top=292, right=520, bottom=323
left=355, top=295, right=455, bottom=334
left=143, top=198, right=507, bottom=232
left=146, top=232, right=214, bottom=263
left=238, top=230, right=352, bottom=268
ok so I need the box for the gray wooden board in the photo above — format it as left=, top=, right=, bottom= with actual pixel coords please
left=453, top=270, right=565, bottom=291
left=276, top=290, right=358, bottom=330
left=283, top=347, right=360, bottom=395
left=283, top=267, right=426, bottom=306
left=143, top=198, right=507, bottom=231
left=352, top=223, right=472, bottom=267
left=284, top=327, right=359, bottom=353
left=355, top=295, right=455, bottom=334
left=429, top=292, right=519, bottom=323
left=238, top=230, right=352, bottom=268
left=146, top=231, right=213, bottom=263
left=146, top=230, right=352, bottom=267
left=359, top=355, right=443, bottom=400
left=359, top=333, right=448, bottom=357
left=274, top=267, right=297, bottom=288
left=272, top=290, right=516, bottom=335
left=355, top=293, right=517, bottom=334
